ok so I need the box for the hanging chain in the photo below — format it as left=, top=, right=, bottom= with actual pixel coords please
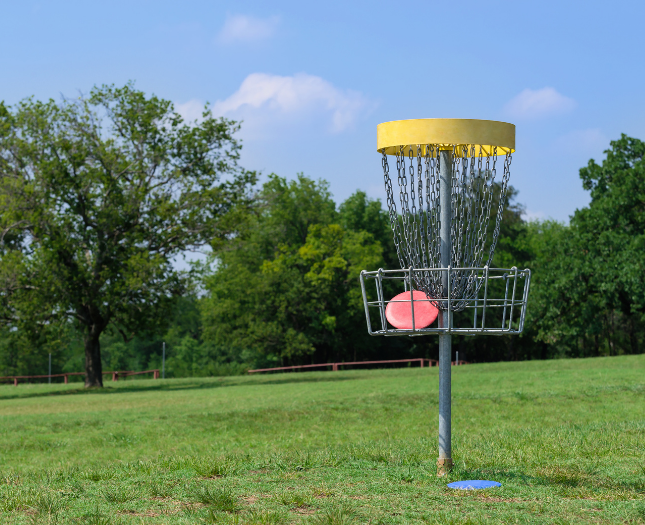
left=486, top=149, right=511, bottom=266
left=381, top=144, right=511, bottom=311
left=382, top=152, right=405, bottom=267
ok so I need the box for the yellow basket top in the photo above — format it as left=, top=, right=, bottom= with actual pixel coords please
left=377, top=118, right=515, bottom=157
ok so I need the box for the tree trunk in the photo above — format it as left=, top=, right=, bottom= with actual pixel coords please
left=629, top=316, right=639, bottom=355
left=608, top=311, right=615, bottom=356
left=458, top=336, right=466, bottom=364
left=84, top=328, right=103, bottom=387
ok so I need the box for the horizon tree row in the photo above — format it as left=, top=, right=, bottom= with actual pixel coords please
left=1, top=84, right=644, bottom=384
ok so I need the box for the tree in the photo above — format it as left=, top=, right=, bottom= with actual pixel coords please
left=0, top=84, right=255, bottom=386
left=523, top=135, right=645, bottom=358
left=338, top=190, right=398, bottom=268
left=574, top=135, right=645, bottom=354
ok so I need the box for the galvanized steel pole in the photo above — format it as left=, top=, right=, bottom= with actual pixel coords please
left=438, top=150, right=453, bottom=475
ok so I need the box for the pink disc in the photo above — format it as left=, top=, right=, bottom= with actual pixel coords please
left=385, top=290, right=439, bottom=329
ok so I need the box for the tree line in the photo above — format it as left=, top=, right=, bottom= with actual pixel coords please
left=1, top=85, right=643, bottom=386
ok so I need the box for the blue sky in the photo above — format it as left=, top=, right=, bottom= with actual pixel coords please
left=2, top=0, right=644, bottom=222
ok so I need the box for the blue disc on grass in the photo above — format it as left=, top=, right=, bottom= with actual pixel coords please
left=447, top=480, right=501, bottom=490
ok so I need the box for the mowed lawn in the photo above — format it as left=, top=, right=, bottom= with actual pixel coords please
left=0, top=356, right=644, bottom=524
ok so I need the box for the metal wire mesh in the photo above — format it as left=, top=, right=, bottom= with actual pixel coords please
left=360, top=266, right=531, bottom=336
left=382, top=145, right=512, bottom=311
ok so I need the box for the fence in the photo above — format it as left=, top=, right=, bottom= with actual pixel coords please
left=0, top=369, right=160, bottom=386
left=248, top=358, right=470, bottom=374
left=1, top=360, right=472, bottom=383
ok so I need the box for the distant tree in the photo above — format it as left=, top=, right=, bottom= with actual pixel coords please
left=201, top=175, right=406, bottom=367
left=338, top=190, right=397, bottom=268
left=0, top=83, right=255, bottom=386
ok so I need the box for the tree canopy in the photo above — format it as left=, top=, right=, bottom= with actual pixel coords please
left=201, top=175, right=392, bottom=366
left=1, top=94, right=643, bottom=381
left=0, top=84, right=254, bottom=386
left=527, top=135, right=645, bottom=357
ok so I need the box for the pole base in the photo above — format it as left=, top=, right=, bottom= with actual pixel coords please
left=437, top=458, right=453, bottom=477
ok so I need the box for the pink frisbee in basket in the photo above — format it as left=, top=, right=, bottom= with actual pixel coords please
left=385, top=290, right=439, bottom=329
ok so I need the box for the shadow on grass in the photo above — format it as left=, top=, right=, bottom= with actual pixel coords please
left=0, top=371, right=368, bottom=401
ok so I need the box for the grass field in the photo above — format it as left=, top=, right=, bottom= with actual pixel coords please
left=0, top=355, right=644, bottom=524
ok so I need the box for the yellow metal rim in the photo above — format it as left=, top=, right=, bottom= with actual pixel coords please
left=377, top=118, right=515, bottom=157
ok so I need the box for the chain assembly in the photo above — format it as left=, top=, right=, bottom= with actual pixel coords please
left=382, top=145, right=512, bottom=311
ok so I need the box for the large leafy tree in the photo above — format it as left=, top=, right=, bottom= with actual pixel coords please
left=0, top=84, right=254, bottom=386
left=526, top=135, right=645, bottom=357
left=574, top=135, right=645, bottom=354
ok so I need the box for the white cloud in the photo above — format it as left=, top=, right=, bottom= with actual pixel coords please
left=504, top=87, right=576, bottom=119
left=175, top=99, right=205, bottom=123
left=212, top=73, right=372, bottom=133
left=218, top=14, right=280, bottom=44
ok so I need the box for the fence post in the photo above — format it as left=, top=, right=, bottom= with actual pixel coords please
left=332, top=363, right=338, bottom=371
left=112, top=372, right=118, bottom=382
left=64, top=375, right=68, bottom=384
left=153, top=369, right=159, bottom=379
left=420, top=358, right=424, bottom=368
left=13, top=377, right=18, bottom=386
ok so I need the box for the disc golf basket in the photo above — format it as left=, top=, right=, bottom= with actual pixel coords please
left=359, top=119, right=531, bottom=476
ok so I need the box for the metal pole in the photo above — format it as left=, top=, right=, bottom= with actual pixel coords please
left=162, top=342, right=166, bottom=379
left=438, top=149, right=453, bottom=476
left=48, top=353, right=51, bottom=384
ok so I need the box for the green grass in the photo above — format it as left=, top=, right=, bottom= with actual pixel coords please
left=0, top=355, right=644, bottom=524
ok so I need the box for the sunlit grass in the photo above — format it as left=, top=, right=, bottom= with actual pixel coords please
left=0, top=355, right=644, bottom=523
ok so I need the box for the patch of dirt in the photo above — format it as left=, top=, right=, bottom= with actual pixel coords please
left=477, top=496, right=523, bottom=503
left=118, top=510, right=161, bottom=517
left=293, top=506, right=315, bottom=515
left=244, top=496, right=259, bottom=504
left=349, top=496, right=367, bottom=500
left=149, top=496, right=189, bottom=507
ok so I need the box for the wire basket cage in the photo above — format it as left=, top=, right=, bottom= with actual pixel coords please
left=360, top=266, right=531, bottom=336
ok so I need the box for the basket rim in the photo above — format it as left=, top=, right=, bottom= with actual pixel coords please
left=377, top=118, right=515, bottom=157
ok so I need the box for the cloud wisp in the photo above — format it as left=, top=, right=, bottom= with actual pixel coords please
left=521, top=209, right=546, bottom=222
left=218, top=14, right=280, bottom=44
left=175, top=99, right=206, bottom=123
left=504, top=87, right=576, bottom=119
left=555, top=128, right=608, bottom=155
left=211, top=72, right=372, bottom=134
